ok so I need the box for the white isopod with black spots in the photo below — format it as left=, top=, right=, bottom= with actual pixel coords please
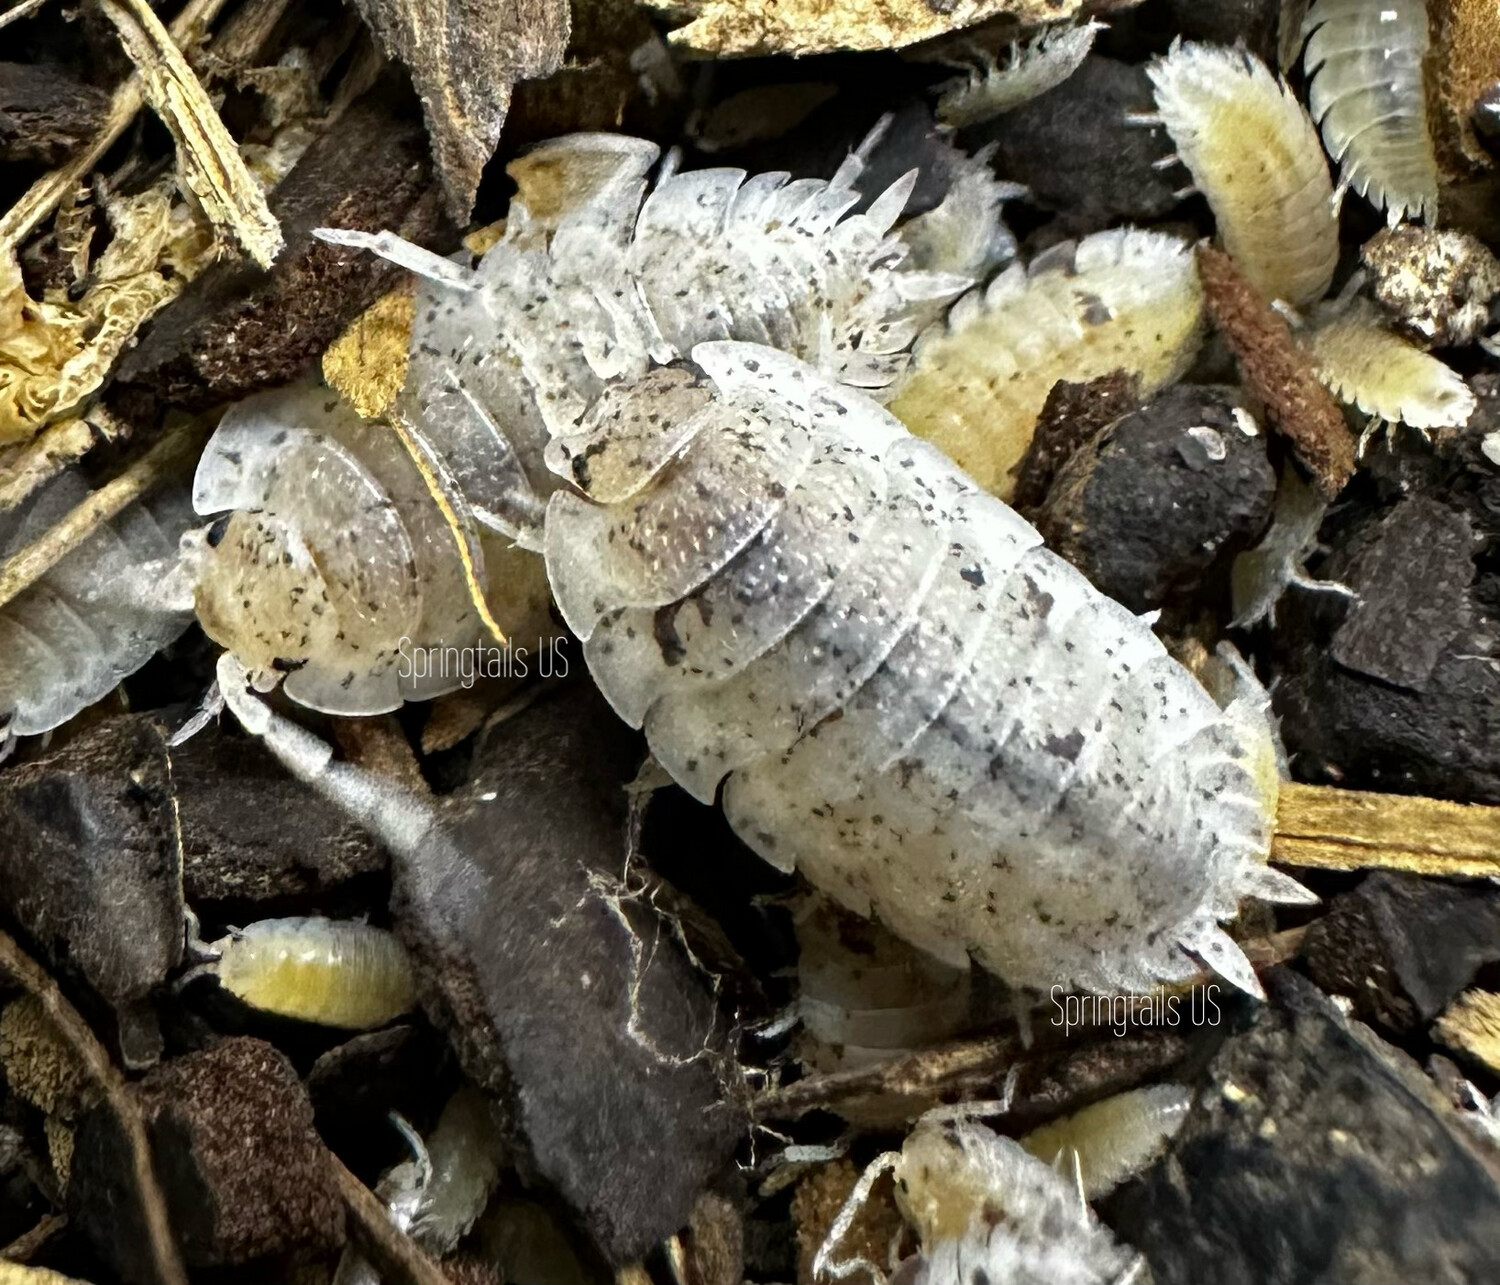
left=543, top=340, right=1312, bottom=1000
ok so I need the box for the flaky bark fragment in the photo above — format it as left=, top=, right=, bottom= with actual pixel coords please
left=349, top=0, right=571, bottom=221
left=1197, top=244, right=1354, bottom=498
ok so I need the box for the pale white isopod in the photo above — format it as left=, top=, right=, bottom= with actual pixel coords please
left=200, top=916, right=417, bottom=1029
left=0, top=472, right=195, bottom=736
left=544, top=341, right=1313, bottom=999
left=1148, top=41, right=1339, bottom=306
left=934, top=22, right=1104, bottom=129
left=818, top=1114, right=1146, bottom=1285
left=1301, top=0, right=1439, bottom=226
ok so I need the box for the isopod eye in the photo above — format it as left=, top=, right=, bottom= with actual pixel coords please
left=205, top=515, right=231, bottom=548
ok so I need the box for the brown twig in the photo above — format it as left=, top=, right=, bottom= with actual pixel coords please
left=0, top=1213, right=67, bottom=1265
left=0, top=0, right=231, bottom=256
left=328, top=1151, right=455, bottom=1285
left=0, top=417, right=210, bottom=613
left=99, top=0, right=283, bottom=267
left=0, top=0, right=49, bottom=31
left=0, top=929, right=187, bottom=1285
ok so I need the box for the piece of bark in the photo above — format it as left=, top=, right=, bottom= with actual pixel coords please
left=1302, top=871, right=1500, bottom=1032
left=1197, top=244, right=1355, bottom=498
left=0, top=716, right=183, bottom=1011
left=1435, top=990, right=1500, bottom=1075
left=70, top=1037, right=344, bottom=1271
left=0, top=63, right=109, bottom=165
left=1103, top=969, right=1500, bottom=1285
left=393, top=684, right=743, bottom=1264
left=349, top=0, right=571, bottom=222
left=115, top=81, right=446, bottom=410
left=1011, top=371, right=1140, bottom=516
left=668, top=0, right=1122, bottom=57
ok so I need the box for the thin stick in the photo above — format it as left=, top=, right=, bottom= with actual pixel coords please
left=99, top=0, right=282, bottom=267
left=0, top=418, right=209, bottom=613
left=1272, top=781, right=1500, bottom=878
left=0, top=928, right=187, bottom=1285
left=0, top=0, right=49, bottom=31
left=0, top=0, right=231, bottom=256
left=0, top=1213, right=67, bottom=1264
left=328, top=1151, right=455, bottom=1285
left=0, top=419, right=98, bottom=515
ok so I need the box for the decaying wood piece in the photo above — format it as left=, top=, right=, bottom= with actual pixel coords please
left=1436, top=991, right=1500, bottom=1074
left=349, top=0, right=571, bottom=221
left=1273, top=781, right=1500, bottom=878
left=668, top=0, right=1103, bottom=58
left=0, top=928, right=187, bottom=1285
left=0, top=418, right=107, bottom=515
left=98, top=0, right=282, bottom=268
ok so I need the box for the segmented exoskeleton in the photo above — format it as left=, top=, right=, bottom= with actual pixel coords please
left=934, top=22, right=1103, bottom=128
left=545, top=342, right=1309, bottom=998
left=0, top=472, right=194, bottom=735
left=1301, top=0, right=1439, bottom=225
left=208, top=134, right=1311, bottom=1000
left=1149, top=42, right=1339, bottom=306
left=818, top=1112, right=1147, bottom=1285
left=887, top=228, right=1205, bottom=499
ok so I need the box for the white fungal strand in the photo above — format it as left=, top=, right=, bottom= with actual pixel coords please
left=334, top=132, right=975, bottom=546
left=1149, top=41, right=1338, bottom=306
left=1019, top=1083, right=1192, bottom=1199
left=546, top=341, right=1305, bottom=998
left=1303, top=300, right=1478, bottom=431
left=205, top=916, right=417, bottom=1029
left=186, top=379, right=481, bottom=715
left=888, top=228, right=1205, bottom=500
left=1301, top=0, right=1439, bottom=226
left=934, top=22, right=1103, bottom=128
left=0, top=472, right=194, bottom=736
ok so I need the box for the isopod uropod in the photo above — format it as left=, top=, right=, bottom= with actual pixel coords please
left=197, top=916, right=417, bottom=1030
left=1301, top=0, right=1439, bottom=226
left=1148, top=41, right=1339, bottom=306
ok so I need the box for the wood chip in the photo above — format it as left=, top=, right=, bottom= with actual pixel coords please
left=668, top=0, right=1098, bottom=57
left=1435, top=990, right=1500, bottom=1074
left=1273, top=781, right=1500, bottom=878
left=98, top=0, right=283, bottom=268
left=349, top=0, right=571, bottom=221
left=1197, top=244, right=1355, bottom=498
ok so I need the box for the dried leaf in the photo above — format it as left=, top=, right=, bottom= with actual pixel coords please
left=668, top=0, right=1091, bottom=58
left=0, top=256, right=87, bottom=443
left=349, top=0, right=571, bottom=221
left=99, top=0, right=284, bottom=268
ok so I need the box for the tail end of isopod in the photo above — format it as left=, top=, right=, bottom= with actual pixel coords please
left=1240, top=863, right=1318, bottom=906
left=1182, top=925, right=1264, bottom=1000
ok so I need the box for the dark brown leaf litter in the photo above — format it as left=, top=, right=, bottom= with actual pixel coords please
left=115, top=81, right=449, bottom=411
left=0, top=62, right=109, bottom=165
left=1010, top=370, right=1141, bottom=516
left=1196, top=243, right=1356, bottom=498
left=70, top=1037, right=345, bottom=1275
left=349, top=0, right=571, bottom=221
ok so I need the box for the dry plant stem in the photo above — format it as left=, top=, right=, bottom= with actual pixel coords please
left=0, top=1214, right=67, bottom=1265
left=1272, top=781, right=1500, bottom=877
left=0, top=0, right=49, bottom=31
left=0, top=417, right=209, bottom=612
left=0, top=0, right=231, bottom=256
left=328, top=1151, right=455, bottom=1285
left=99, top=0, right=283, bottom=267
left=0, top=419, right=97, bottom=515
left=0, top=928, right=187, bottom=1285
left=204, top=0, right=298, bottom=68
